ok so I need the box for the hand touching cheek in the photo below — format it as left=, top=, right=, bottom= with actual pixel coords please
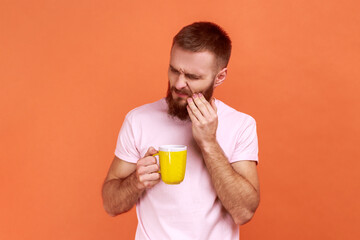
left=187, top=93, right=218, bottom=148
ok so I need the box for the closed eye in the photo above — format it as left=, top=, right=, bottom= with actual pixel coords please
left=169, top=65, right=201, bottom=80
left=185, top=74, right=200, bottom=80
left=169, top=66, right=180, bottom=74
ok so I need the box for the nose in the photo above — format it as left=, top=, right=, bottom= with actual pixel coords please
left=174, top=73, right=187, bottom=90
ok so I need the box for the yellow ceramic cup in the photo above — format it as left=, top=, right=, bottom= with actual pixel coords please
left=153, top=145, right=187, bottom=184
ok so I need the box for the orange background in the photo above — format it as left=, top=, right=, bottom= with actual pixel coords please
left=1, top=1, right=359, bottom=239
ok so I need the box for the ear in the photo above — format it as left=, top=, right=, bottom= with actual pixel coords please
left=214, top=68, right=227, bottom=88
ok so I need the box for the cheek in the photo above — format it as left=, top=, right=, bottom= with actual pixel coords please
left=191, top=81, right=214, bottom=93
left=168, top=73, right=176, bottom=87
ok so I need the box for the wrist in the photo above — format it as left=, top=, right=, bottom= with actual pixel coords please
left=198, top=138, right=218, bottom=153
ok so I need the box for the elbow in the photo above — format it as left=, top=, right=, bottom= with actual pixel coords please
left=102, top=194, right=124, bottom=217
left=105, top=209, right=117, bottom=217
left=102, top=182, right=122, bottom=217
left=232, top=209, right=255, bottom=225
left=231, top=197, right=260, bottom=225
left=103, top=202, right=119, bottom=217
left=102, top=199, right=132, bottom=217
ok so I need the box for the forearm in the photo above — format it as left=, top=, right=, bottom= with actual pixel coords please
left=200, top=141, right=259, bottom=225
left=102, top=171, right=143, bottom=216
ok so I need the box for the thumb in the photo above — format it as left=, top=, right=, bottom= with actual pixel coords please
left=144, top=146, right=158, bottom=157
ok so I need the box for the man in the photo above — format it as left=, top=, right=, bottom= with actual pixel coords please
left=102, top=22, right=260, bottom=240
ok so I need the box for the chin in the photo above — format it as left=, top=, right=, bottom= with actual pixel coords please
left=166, top=93, right=190, bottom=121
left=176, top=98, right=187, bottom=106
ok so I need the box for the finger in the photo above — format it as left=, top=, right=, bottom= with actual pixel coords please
left=141, top=147, right=158, bottom=166
left=144, top=146, right=158, bottom=157
left=137, top=163, right=159, bottom=175
left=138, top=156, right=157, bottom=166
left=187, top=97, right=206, bottom=123
left=192, top=94, right=211, bottom=118
left=144, top=179, right=161, bottom=189
left=187, top=105, right=200, bottom=124
left=139, top=172, right=161, bottom=182
left=198, top=93, right=216, bottom=116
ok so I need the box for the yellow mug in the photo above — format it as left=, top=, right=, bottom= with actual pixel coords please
left=153, top=145, right=187, bottom=184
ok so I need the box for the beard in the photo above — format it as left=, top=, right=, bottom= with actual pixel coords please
left=165, top=81, right=214, bottom=121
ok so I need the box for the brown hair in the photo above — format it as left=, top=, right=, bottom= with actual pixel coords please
left=172, top=21, right=232, bottom=69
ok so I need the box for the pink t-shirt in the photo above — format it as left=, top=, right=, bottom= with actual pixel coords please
left=115, top=98, right=258, bottom=240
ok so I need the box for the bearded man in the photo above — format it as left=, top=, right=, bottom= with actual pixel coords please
left=102, top=21, right=260, bottom=240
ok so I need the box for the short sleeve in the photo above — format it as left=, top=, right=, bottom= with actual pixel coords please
left=114, top=115, right=141, bottom=163
left=230, top=117, right=259, bottom=163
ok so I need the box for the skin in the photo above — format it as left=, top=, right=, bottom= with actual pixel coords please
left=186, top=94, right=260, bottom=224
left=102, top=44, right=260, bottom=225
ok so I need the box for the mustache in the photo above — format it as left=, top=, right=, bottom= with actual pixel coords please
left=172, top=87, right=192, bottom=97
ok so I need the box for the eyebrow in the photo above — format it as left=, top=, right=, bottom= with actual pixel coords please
left=169, top=64, right=202, bottom=79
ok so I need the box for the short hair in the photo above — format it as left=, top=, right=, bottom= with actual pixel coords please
left=172, top=21, right=232, bottom=69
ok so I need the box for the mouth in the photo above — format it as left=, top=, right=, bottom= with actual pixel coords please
left=175, top=92, right=189, bottom=98
left=173, top=89, right=190, bottom=99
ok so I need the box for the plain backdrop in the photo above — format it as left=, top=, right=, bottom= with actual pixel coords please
left=1, top=0, right=359, bottom=239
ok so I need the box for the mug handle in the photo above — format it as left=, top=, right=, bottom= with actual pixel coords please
left=152, top=153, right=161, bottom=173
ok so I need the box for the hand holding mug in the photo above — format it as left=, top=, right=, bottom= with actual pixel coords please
left=135, top=147, right=161, bottom=190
